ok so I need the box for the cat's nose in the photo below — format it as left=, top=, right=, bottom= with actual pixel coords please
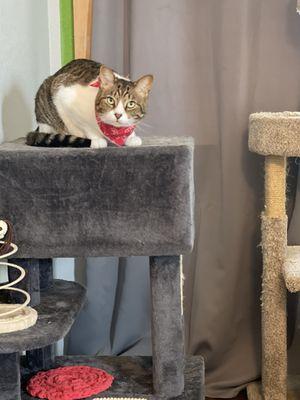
left=114, top=113, right=122, bottom=120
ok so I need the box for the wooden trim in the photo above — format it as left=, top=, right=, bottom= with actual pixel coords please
left=123, top=0, right=131, bottom=76
left=73, top=0, right=93, bottom=59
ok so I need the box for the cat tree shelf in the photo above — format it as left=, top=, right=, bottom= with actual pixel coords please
left=0, top=137, right=204, bottom=400
left=0, top=280, right=86, bottom=353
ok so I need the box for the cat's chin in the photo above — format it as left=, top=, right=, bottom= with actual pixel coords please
left=113, top=122, right=135, bottom=128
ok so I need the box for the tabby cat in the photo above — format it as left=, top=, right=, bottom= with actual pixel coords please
left=26, top=59, right=153, bottom=148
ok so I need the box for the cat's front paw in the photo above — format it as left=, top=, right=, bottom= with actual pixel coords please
left=90, top=137, right=108, bottom=149
left=125, top=134, right=142, bottom=147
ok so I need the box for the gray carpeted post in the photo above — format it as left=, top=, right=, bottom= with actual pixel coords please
left=26, top=345, right=55, bottom=371
left=9, top=258, right=40, bottom=306
left=150, top=255, right=185, bottom=398
left=39, top=259, right=53, bottom=290
left=0, top=352, right=21, bottom=400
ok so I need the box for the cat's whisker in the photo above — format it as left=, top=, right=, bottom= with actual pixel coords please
left=139, top=121, right=153, bottom=128
left=135, top=125, right=148, bottom=133
left=137, top=121, right=153, bottom=131
left=137, top=125, right=152, bottom=135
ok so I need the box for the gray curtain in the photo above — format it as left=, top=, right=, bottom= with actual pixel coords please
left=67, top=0, right=300, bottom=397
left=67, top=256, right=151, bottom=355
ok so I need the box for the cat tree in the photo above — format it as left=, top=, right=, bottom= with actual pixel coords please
left=0, top=137, right=204, bottom=399
left=247, top=112, right=300, bottom=400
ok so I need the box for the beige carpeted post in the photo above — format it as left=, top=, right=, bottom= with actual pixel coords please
left=261, top=155, right=287, bottom=400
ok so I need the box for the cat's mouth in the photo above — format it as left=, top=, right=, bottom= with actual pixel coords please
left=113, top=120, right=134, bottom=127
left=97, top=114, right=135, bottom=128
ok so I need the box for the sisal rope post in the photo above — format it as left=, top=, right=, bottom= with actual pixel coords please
left=265, top=156, right=286, bottom=217
left=262, top=155, right=287, bottom=400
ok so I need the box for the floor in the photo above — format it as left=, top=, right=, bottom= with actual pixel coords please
left=206, top=390, right=247, bottom=400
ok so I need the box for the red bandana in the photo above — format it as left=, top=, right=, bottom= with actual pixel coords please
left=95, top=115, right=135, bottom=146
left=90, top=80, right=100, bottom=88
left=90, top=80, right=135, bottom=147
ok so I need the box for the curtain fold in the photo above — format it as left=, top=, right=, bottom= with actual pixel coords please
left=67, top=0, right=300, bottom=397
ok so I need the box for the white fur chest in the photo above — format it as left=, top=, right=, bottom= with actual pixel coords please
left=53, top=84, right=99, bottom=138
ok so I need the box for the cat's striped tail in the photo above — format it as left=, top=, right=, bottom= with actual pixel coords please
left=26, top=130, right=91, bottom=147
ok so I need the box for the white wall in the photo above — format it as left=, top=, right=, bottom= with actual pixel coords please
left=0, top=0, right=50, bottom=282
left=0, top=1, right=74, bottom=279
left=0, top=0, right=50, bottom=278
left=0, top=0, right=50, bottom=142
left=0, top=3, right=74, bottom=355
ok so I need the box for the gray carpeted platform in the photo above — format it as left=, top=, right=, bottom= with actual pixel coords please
left=21, top=355, right=204, bottom=400
left=0, top=137, right=194, bottom=258
left=0, top=280, right=86, bottom=353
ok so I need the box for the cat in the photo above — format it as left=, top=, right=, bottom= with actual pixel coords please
left=26, top=59, right=153, bottom=148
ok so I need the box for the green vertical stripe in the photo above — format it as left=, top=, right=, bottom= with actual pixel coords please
left=60, top=0, right=74, bottom=65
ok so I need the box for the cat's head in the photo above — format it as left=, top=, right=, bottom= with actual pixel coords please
left=95, top=65, right=153, bottom=127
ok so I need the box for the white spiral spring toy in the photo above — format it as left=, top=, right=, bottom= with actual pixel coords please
left=0, top=220, right=38, bottom=334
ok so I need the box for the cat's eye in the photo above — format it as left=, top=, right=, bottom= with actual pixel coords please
left=126, top=101, right=137, bottom=109
left=106, top=96, right=115, bottom=106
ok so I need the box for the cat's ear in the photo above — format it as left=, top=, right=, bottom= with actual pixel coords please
left=99, top=65, right=115, bottom=90
left=134, top=75, right=153, bottom=97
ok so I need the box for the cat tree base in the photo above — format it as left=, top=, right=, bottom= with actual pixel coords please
left=0, top=257, right=204, bottom=400
left=0, top=354, right=204, bottom=400
left=20, top=355, right=204, bottom=400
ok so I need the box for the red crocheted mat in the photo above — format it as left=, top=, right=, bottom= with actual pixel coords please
left=26, top=365, right=114, bottom=400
